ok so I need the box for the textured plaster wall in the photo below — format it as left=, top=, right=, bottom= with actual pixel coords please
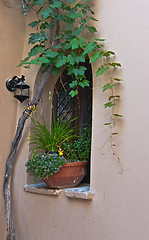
left=1, top=0, right=149, bottom=240
left=91, top=0, right=149, bottom=239
left=0, top=1, right=26, bottom=239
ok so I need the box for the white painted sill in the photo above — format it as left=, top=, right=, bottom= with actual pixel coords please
left=24, top=183, right=94, bottom=200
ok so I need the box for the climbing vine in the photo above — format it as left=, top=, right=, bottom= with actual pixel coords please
left=20, top=0, right=122, bottom=162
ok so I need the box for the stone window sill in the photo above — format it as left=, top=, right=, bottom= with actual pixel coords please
left=24, top=183, right=94, bottom=200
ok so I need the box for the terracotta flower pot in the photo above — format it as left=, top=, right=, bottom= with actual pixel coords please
left=43, top=161, right=87, bottom=189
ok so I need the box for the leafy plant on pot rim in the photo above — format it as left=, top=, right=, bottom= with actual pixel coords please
left=63, top=126, right=92, bottom=162
left=26, top=153, right=66, bottom=179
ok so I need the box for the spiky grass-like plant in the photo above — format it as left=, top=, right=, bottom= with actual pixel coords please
left=29, top=115, right=76, bottom=153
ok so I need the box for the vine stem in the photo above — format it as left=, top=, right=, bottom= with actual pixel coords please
left=3, top=66, right=53, bottom=240
left=104, top=70, right=123, bottom=173
left=3, top=3, right=60, bottom=238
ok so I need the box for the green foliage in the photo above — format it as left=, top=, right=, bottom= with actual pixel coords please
left=28, top=31, right=49, bottom=44
left=26, top=154, right=66, bottom=178
left=63, top=127, right=91, bottom=162
left=90, top=52, right=102, bottom=63
left=96, top=66, right=108, bottom=76
left=104, top=102, right=115, bottom=108
left=20, top=0, right=121, bottom=98
left=103, top=83, right=116, bottom=92
left=113, top=114, right=123, bottom=117
left=20, top=0, right=122, bottom=164
left=29, top=115, right=76, bottom=153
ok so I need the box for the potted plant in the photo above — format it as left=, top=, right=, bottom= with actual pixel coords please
left=26, top=115, right=91, bottom=188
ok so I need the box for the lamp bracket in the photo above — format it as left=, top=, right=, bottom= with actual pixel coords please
left=6, top=75, right=25, bottom=92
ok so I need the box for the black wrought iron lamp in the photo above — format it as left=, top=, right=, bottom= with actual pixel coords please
left=6, top=75, right=30, bottom=103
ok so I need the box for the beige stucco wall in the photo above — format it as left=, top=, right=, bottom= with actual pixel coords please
left=0, top=1, right=26, bottom=239
left=91, top=1, right=149, bottom=239
left=1, top=0, right=149, bottom=240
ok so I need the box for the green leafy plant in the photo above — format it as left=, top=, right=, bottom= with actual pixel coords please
left=20, top=0, right=121, bottom=96
left=21, top=0, right=122, bottom=163
left=63, top=127, right=91, bottom=162
left=26, top=153, right=66, bottom=178
left=29, top=115, right=76, bottom=153
left=26, top=126, right=91, bottom=179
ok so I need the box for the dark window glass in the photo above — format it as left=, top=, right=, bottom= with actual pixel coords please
left=53, top=60, right=92, bottom=183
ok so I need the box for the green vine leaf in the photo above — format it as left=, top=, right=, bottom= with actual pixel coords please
left=81, top=18, right=87, bottom=24
left=33, top=0, right=46, bottom=6
left=29, top=45, right=44, bottom=57
left=38, top=57, right=50, bottom=64
left=50, top=1, right=63, bottom=8
left=74, top=54, right=85, bottom=64
left=75, top=3, right=85, bottom=8
left=96, top=66, right=108, bottom=76
left=55, top=56, right=67, bottom=68
left=90, top=52, right=102, bottom=63
left=93, top=38, right=105, bottom=41
left=52, top=43, right=62, bottom=50
left=113, top=114, right=123, bottom=117
left=109, top=95, right=120, bottom=101
left=29, top=59, right=41, bottom=65
left=110, top=84, right=116, bottom=89
left=69, top=80, right=78, bottom=88
left=83, top=41, right=96, bottom=55
left=114, top=78, right=123, bottom=82
left=29, top=21, right=39, bottom=28
left=103, top=83, right=117, bottom=92
left=86, top=26, right=97, bottom=33
left=18, top=57, right=30, bottom=67
left=103, top=83, right=111, bottom=92
left=107, top=62, right=121, bottom=67
left=72, top=27, right=82, bottom=37
left=65, top=18, right=75, bottom=29
left=51, top=66, right=61, bottom=75
left=102, top=50, right=115, bottom=57
left=70, top=38, right=80, bottom=49
left=79, top=80, right=90, bottom=88
left=69, top=12, right=82, bottom=18
left=29, top=31, right=48, bottom=44
left=70, top=38, right=85, bottom=49
left=69, top=90, right=78, bottom=97
left=41, top=7, right=52, bottom=18
left=107, top=51, right=115, bottom=55
left=72, top=66, right=87, bottom=77
left=44, top=50, right=58, bottom=58
left=67, top=54, right=76, bottom=65
left=104, top=102, right=115, bottom=108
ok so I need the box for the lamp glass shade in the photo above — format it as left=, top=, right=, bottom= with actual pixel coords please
left=14, top=80, right=30, bottom=103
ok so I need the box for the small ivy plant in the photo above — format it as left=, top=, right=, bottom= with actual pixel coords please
left=20, top=0, right=122, bottom=164
left=63, top=126, right=92, bottom=162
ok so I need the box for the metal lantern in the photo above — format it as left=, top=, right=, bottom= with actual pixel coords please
left=6, top=75, right=30, bottom=103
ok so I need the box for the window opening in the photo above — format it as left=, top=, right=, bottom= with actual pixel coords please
left=53, top=60, right=92, bottom=183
